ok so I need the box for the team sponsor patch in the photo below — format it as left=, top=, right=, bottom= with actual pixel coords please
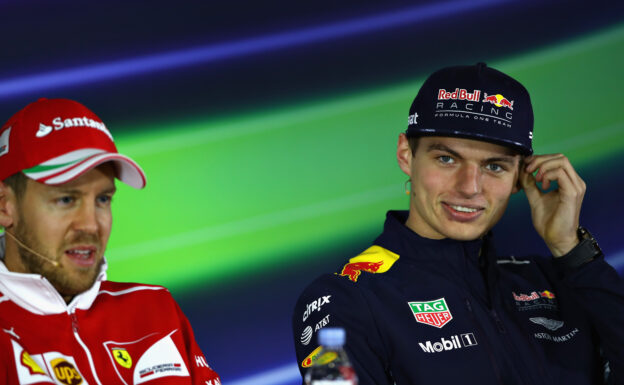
left=529, top=317, right=564, bottom=331
left=408, top=298, right=453, bottom=328
left=300, top=326, right=313, bottom=346
left=303, top=295, right=331, bottom=322
left=194, top=355, right=212, bottom=369
left=482, top=92, right=514, bottom=110
left=36, top=116, right=113, bottom=140
left=513, top=290, right=558, bottom=311
left=11, top=340, right=81, bottom=385
left=338, top=245, right=399, bottom=282
left=315, top=314, right=330, bottom=332
left=300, top=314, right=331, bottom=347
left=419, top=333, right=478, bottom=353
left=434, top=88, right=515, bottom=129
left=132, top=332, right=190, bottom=384
left=51, top=358, right=83, bottom=385
left=341, top=260, right=384, bottom=282
left=437, top=88, right=481, bottom=102
left=21, top=350, right=47, bottom=376
left=534, top=328, right=579, bottom=343
left=103, top=330, right=190, bottom=384
left=112, top=348, right=133, bottom=369
left=301, top=346, right=323, bottom=368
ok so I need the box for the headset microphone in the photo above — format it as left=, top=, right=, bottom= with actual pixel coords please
left=4, top=230, right=59, bottom=267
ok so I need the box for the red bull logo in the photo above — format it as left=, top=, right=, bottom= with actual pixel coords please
left=438, top=88, right=481, bottom=101
left=513, top=291, right=540, bottom=301
left=340, top=260, right=384, bottom=282
left=540, top=290, right=556, bottom=299
left=482, top=93, right=514, bottom=110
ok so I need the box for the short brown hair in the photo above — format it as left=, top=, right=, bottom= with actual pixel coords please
left=3, top=172, right=28, bottom=200
left=408, top=137, right=420, bottom=156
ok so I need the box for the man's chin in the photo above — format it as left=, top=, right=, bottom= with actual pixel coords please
left=441, top=223, right=488, bottom=241
left=51, top=261, right=103, bottom=297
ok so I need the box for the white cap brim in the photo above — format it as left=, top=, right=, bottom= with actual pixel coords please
left=23, top=149, right=146, bottom=189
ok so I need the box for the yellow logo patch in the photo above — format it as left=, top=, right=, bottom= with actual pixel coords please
left=51, top=358, right=83, bottom=385
left=301, top=346, right=323, bottom=368
left=338, top=245, right=399, bottom=282
left=113, top=348, right=133, bottom=369
left=20, top=350, right=46, bottom=375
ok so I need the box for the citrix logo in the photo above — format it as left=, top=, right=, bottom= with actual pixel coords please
left=418, top=333, right=477, bottom=353
left=302, top=295, right=331, bottom=322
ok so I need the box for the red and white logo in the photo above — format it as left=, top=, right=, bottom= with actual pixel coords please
left=408, top=298, right=453, bottom=328
left=437, top=88, right=481, bottom=102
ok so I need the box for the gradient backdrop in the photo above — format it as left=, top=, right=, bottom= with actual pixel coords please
left=2, top=1, right=624, bottom=384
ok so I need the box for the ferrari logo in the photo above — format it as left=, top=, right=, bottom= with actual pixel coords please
left=113, top=348, right=132, bottom=369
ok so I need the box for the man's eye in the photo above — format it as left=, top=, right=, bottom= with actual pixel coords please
left=57, top=196, right=74, bottom=205
left=438, top=155, right=454, bottom=164
left=97, top=195, right=113, bottom=205
left=486, top=163, right=505, bottom=172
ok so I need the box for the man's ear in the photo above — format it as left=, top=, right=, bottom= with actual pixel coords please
left=511, top=177, right=522, bottom=194
left=0, top=181, right=16, bottom=228
left=511, top=157, right=525, bottom=194
left=397, top=133, right=413, bottom=177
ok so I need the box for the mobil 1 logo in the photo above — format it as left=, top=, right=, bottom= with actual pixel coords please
left=419, top=333, right=478, bottom=353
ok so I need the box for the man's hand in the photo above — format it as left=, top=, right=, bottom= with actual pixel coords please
left=519, top=154, right=585, bottom=257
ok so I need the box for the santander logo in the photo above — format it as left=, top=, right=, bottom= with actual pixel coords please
left=36, top=116, right=113, bottom=140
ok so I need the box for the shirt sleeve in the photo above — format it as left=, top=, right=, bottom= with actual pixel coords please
left=171, top=299, right=222, bottom=385
left=292, top=274, right=393, bottom=385
left=553, top=256, right=624, bottom=384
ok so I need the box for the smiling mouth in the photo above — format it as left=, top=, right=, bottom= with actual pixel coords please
left=442, top=202, right=485, bottom=222
left=448, top=204, right=479, bottom=213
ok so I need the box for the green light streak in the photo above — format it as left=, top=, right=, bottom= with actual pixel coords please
left=105, top=23, right=624, bottom=291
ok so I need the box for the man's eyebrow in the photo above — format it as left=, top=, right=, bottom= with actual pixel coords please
left=101, top=186, right=117, bottom=194
left=51, top=186, right=117, bottom=195
left=427, top=143, right=518, bottom=164
left=484, top=156, right=517, bottom=165
left=51, top=188, right=81, bottom=195
left=426, top=143, right=463, bottom=159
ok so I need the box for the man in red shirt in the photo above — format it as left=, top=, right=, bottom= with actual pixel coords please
left=0, top=98, right=221, bottom=384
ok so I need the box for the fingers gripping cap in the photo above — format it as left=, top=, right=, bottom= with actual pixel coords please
left=406, top=63, right=534, bottom=155
left=0, top=98, right=146, bottom=188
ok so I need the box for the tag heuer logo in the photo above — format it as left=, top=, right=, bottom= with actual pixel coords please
left=408, top=298, right=453, bottom=328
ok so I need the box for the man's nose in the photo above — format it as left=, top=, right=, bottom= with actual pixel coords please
left=72, top=202, right=99, bottom=234
left=455, top=163, right=482, bottom=197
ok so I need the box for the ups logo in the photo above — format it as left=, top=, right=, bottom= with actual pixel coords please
left=51, top=358, right=83, bottom=385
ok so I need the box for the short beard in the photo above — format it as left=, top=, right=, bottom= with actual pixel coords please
left=14, top=219, right=103, bottom=298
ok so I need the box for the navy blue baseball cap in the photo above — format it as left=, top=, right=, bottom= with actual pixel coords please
left=406, top=62, right=533, bottom=155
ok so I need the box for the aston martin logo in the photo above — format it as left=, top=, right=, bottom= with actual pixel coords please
left=529, top=317, right=564, bottom=331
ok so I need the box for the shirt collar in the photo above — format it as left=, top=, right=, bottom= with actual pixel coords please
left=375, top=210, right=491, bottom=264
